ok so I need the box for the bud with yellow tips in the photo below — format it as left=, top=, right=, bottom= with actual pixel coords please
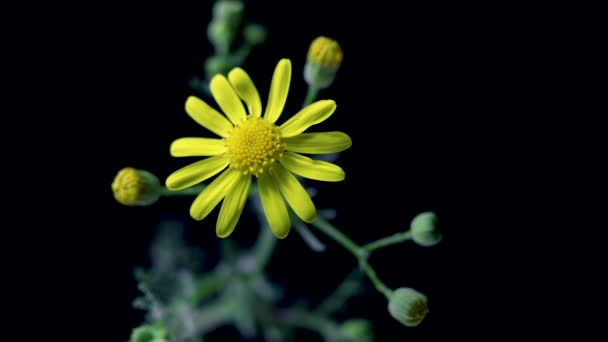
left=112, top=167, right=162, bottom=206
left=304, top=36, right=343, bottom=90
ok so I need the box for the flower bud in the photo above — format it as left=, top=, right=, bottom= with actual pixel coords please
left=207, top=1, right=243, bottom=55
left=205, top=55, right=231, bottom=78
left=212, top=0, right=243, bottom=22
left=304, top=36, right=343, bottom=89
left=387, top=287, right=429, bottom=327
left=243, top=23, right=267, bottom=46
left=130, top=325, right=167, bottom=342
left=339, top=318, right=374, bottom=342
left=112, top=167, right=162, bottom=206
left=410, top=211, right=442, bottom=247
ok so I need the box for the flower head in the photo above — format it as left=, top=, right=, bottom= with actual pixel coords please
left=112, top=167, right=162, bottom=206
left=166, top=59, right=351, bottom=239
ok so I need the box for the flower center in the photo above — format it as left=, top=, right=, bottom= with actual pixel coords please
left=225, top=117, right=284, bottom=176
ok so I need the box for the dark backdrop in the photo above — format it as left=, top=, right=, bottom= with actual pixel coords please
left=49, top=1, right=523, bottom=340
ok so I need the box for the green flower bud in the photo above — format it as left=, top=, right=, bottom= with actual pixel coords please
left=304, top=36, right=343, bottom=89
left=387, top=287, right=429, bottom=327
left=212, top=0, right=243, bottom=22
left=207, top=19, right=232, bottom=53
left=131, top=326, right=154, bottom=342
left=339, top=319, right=374, bottom=342
left=205, top=55, right=231, bottom=78
left=112, top=167, right=162, bottom=206
left=243, top=23, right=267, bottom=46
left=130, top=325, right=168, bottom=342
left=410, top=211, right=442, bottom=247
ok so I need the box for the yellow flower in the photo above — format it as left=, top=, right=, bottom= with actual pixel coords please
left=166, top=59, right=352, bottom=239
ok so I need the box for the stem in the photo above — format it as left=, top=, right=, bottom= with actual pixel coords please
left=310, top=217, right=396, bottom=299
left=363, top=230, right=413, bottom=253
left=251, top=191, right=277, bottom=272
left=161, top=185, right=205, bottom=196
left=174, top=299, right=235, bottom=342
left=273, top=308, right=337, bottom=339
left=252, top=224, right=277, bottom=272
left=302, top=84, right=320, bottom=107
left=315, top=269, right=362, bottom=315
left=311, top=217, right=362, bottom=258
left=359, top=259, right=392, bottom=299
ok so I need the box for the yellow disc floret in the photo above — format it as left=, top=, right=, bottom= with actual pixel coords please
left=225, top=117, right=284, bottom=176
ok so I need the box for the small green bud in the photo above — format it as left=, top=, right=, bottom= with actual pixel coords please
left=205, top=55, right=231, bottom=78
left=339, top=319, right=374, bottom=342
left=212, top=0, right=243, bottom=22
left=304, top=36, right=343, bottom=89
left=131, top=326, right=154, bottom=342
left=112, top=167, right=162, bottom=206
left=410, top=211, right=442, bottom=247
left=387, top=287, right=429, bottom=327
left=207, top=19, right=231, bottom=52
left=130, top=325, right=168, bottom=342
left=243, top=23, right=267, bottom=46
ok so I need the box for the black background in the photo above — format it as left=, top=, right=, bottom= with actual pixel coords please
left=30, top=0, right=539, bottom=340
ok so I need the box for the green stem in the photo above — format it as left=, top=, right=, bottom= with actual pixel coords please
left=275, top=308, right=337, bottom=339
left=315, top=269, right=362, bottom=315
left=363, top=230, right=413, bottom=253
left=250, top=188, right=277, bottom=272
left=174, top=299, right=236, bottom=342
left=161, top=185, right=205, bottom=196
left=302, top=84, right=320, bottom=107
left=252, top=223, right=277, bottom=272
left=310, top=217, right=393, bottom=298
left=311, top=217, right=362, bottom=258
left=360, top=258, right=392, bottom=299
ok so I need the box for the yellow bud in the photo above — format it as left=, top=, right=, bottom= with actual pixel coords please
left=307, top=36, right=343, bottom=68
left=112, top=167, right=161, bottom=206
left=304, top=36, right=343, bottom=89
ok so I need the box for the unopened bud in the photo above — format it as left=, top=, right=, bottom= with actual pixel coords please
left=130, top=325, right=167, bottom=342
left=339, top=318, right=374, bottom=342
left=304, top=36, right=343, bottom=89
left=243, top=23, right=267, bottom=46
left=410, top=211, right=442, bottom=247
left=112, top=167, right=161, bottom=206
left=387, top=287, right=429, bottom=327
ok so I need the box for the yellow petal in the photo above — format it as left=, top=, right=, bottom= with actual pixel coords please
left=258, top=172, right=290, bottom=239
left=228, top=67, right=262, bottom=117
left=279, top=100, right=336, bottom=138
left=185, top=96, right=233, bottom=138
left=216, top=174, right=251, bottom=238
left=165, top=155, right=229, bottom=190
left=210, top=74, right=247, bottom=125
left=170, top=138, right=227, bottom=157
left=281, top=152, right=345, bottom=182
left=189, top=168, right=241, bottom=221
left=263, top=59, right=291, bottom=124
left=284, top=131, right=352, bottom=154
left=272, top=164, right=316, bottom=223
